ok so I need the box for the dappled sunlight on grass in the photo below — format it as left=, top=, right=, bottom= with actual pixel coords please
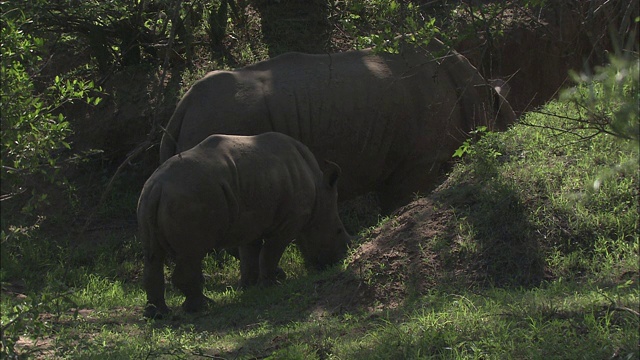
left=2, top=82, right=638, bottom=360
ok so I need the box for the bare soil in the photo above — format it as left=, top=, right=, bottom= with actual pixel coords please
left=311, top=194, right=484, bottom=317
left=344, top=198, right=451, bottom=311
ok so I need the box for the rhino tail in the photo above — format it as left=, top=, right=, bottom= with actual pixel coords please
left=159, top=96, right=189, bottom=164
left=138, top=182, right=169, bottom=265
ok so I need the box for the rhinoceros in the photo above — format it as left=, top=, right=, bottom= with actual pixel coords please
left=138, top=132, right=350, bottom=318
left=159, top=40, right=516, bottom=211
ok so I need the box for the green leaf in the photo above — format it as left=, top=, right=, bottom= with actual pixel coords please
left=452, top=148, right=465, bottom=158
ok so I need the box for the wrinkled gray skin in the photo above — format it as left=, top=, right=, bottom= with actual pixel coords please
left=159, top=40, right=516, bottom=211
left=138, top=132, right=350, bottom=318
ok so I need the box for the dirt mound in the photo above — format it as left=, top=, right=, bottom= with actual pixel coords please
left=350, top=199, right=451, bottom=309
left=318, top=165, right=547, bottom=313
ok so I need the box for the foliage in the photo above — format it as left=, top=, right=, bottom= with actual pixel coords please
left=331, top=0, right=553, bottom=54
left=9, top=0, right=175, bottom=69
left=6, top=0, right=239, bottom=70
left=335, top=0, right=442, bottom=51
left=447, top=2, right=512, bottom=41
left=0, top=8, right=101, bottom=211
left=560, top=54, right=639, bottom=143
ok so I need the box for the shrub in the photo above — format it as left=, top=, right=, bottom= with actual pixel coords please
left=1, top=10, right=101, bottom=213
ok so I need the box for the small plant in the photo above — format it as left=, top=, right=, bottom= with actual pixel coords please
left=452, top=126, right=502, bottom=159
left=1, top=292, right=77, bottom=358
left=560, top=55, right=639, bottom=143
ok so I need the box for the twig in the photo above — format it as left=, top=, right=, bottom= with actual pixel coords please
left=0, top=188, right=27, bottom=202
left=608, top=305, right=640, bottom=317
left=77, top=1, right=182, bottom=240
left=190, top=351, right=228, bottom=359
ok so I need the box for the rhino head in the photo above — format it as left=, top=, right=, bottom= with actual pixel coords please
left=296, top=161, right=351, bottom=270
left=489, top=78, right=516, bottom=132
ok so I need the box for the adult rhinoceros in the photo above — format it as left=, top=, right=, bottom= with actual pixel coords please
left=138, top=132, right=350, bottom=318
left=159, top=40, right=516, bottom=211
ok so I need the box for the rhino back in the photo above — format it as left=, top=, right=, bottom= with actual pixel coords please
left=166, top=51, right=427, bottom=197
left=154, top=133, right=320, bottom=252
left=161, top=47, right=513, bottom=200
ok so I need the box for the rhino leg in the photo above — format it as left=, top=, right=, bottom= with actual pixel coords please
left=172, top=255, right=210, bottom=313
left=143, top=250, right=170, bottom=319
left=226, top=246, right=286, bottom=283
left=238, top=241, right=261, bottom=288
left=258, top=237, right=290, bottom=286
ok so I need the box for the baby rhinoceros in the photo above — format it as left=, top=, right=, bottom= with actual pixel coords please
left=137, top=132, right=351, bottom=318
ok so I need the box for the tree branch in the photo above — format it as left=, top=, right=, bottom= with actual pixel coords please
left=77, top=1, right=183, bottom=240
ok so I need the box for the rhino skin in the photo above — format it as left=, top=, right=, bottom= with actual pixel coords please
left=138, top=132, right=350, bottom=318
left=159, top=40, right=516, bottom=211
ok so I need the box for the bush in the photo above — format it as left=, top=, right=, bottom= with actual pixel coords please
left=1, top=10, right=101, bottom=212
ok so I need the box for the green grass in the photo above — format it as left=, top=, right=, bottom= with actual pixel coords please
left=439, top=98, right=638, bottom=282
left=2, top=99, right=638, bottom=358
left=4, top=272, right=636, bottom=359
left=340, top=285, right=637, bottom=359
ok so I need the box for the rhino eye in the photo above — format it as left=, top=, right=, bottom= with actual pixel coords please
left=336, top=229, right=343, bottom=235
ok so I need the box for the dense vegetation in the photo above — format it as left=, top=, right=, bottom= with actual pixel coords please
left=1, top=0, right=638, bottom=358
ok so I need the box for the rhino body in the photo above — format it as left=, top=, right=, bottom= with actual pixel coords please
left=160, top=40, right=516, bottom=211
left=138, top=132, right=350, bottom=318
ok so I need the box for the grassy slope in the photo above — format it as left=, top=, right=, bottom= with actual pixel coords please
left=1, top=99, right=638, bottom=359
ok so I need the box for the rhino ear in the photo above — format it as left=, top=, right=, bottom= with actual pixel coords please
left=322, top=160, right=341, bottom=190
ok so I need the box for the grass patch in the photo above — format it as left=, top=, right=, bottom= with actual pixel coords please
left=343, top=283, right=638, bottom=359
left=438, top=99, right=638, bottom=285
